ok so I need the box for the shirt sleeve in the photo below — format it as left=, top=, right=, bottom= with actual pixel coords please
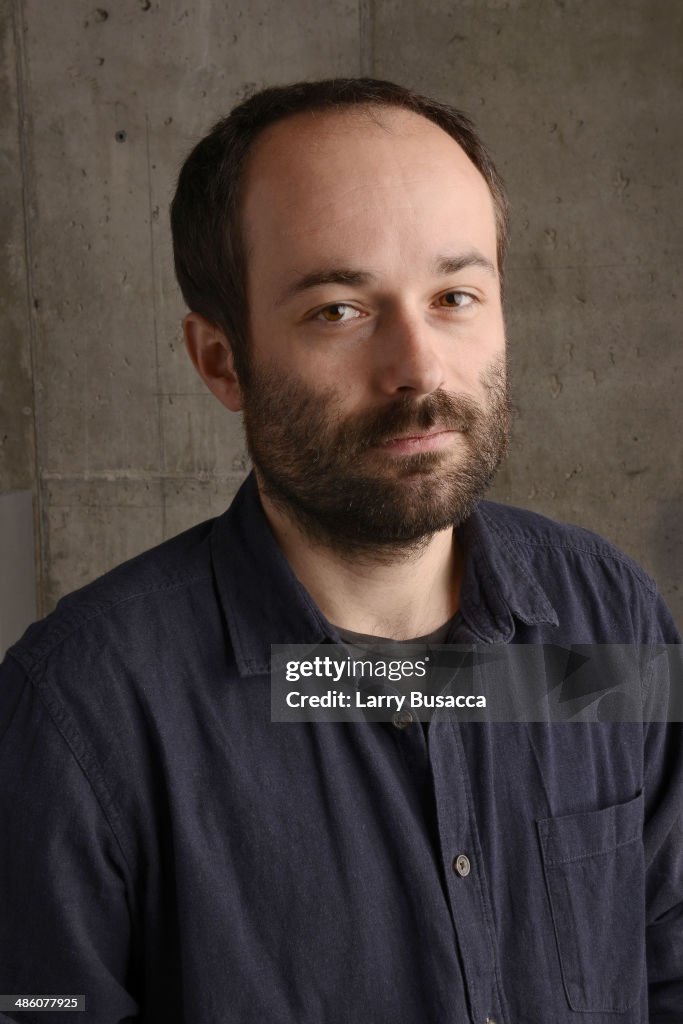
left=643, top=594, right=683, bottom=1021
left=0, top=654, right=141, bottom=1024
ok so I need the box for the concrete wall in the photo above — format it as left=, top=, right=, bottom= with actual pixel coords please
left=0, top=490, right=36, bottom=656
left=1, top=0, right=681, bottom=626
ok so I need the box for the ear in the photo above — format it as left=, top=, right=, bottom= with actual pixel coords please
left=183, top=312, right=244, bottom=412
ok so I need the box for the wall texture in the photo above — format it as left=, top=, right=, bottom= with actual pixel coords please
left=1, top=0, right=681, bottom=625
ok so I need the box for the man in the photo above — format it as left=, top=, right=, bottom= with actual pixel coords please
left=0, top=78, right=680, bottom=1023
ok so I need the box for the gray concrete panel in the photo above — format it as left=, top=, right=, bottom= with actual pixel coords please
left=43, top=476, right=165, bottom=607
left=0, top=4, right=36, bottom=494
left=163, top=474, right=247, bottom=540
left=0, top=490, right=36, bottom=656
left=160, top=394, right=248, bottom=478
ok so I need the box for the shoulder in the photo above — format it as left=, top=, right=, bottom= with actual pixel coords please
left=0, top=517, right=228, bottom=876
left=478, top=499, right=656, bottom=589
left=474, top=500, right=678, bottom=643
left=7, top=517, right=218, bottom=676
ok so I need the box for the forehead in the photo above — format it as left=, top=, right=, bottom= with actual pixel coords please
left=240, top=106, right=497, bottom=281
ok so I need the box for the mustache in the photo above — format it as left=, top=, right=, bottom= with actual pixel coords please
left=348, top=390, right=483, bottom=451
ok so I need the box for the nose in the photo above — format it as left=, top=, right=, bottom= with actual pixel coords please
left=371, top=306, right=447, bottom=398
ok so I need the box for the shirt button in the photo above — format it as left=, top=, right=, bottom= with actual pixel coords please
left=485, top=1018, right=497, bottom=1024
left=453, top=853, right=471, bottom=877
left=392, top=709, right=414, bottom=729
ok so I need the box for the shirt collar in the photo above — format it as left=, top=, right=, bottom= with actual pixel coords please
left=456, top=500, right=558, bottom=642
left=210, top=473, right=558, bottom=676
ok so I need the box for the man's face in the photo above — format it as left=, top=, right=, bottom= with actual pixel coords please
left=238, top=106, right=510, bottom=555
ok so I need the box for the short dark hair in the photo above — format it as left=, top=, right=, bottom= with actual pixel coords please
left=170, top=78, right=509, bottom=380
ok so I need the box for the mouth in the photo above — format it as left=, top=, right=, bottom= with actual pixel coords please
left=379, top=428, right=459, bottom=455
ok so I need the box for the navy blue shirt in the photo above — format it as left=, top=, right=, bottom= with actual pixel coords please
left=1, top=473, right=681, bottom=1023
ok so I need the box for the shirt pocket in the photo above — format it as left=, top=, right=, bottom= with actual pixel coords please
left=537, top=792, right=645, bottom=1014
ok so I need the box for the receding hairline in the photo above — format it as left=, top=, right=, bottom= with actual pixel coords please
left=240, top=101, right=498, bottom=236
left=245, top=100, right=479, bottom=163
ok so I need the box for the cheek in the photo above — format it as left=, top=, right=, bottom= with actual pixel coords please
left=445, top=327, right=505, bottom=393
left=468, top=305, right=506, bottom=357
left=297, top=343, right=372, bottom=396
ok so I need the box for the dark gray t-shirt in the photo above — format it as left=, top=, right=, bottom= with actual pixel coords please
left=333, top=613, right=462, bottom=736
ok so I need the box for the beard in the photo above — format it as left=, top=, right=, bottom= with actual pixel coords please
left=240, top=354, right=511, bottom=561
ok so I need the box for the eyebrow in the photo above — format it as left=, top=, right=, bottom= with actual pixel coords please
left=276, top=250, right=497, bottom=307
left=435, top=251, right=497, bottom=278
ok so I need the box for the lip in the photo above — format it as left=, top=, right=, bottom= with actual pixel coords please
left=380, top=429, right=458, bottom=455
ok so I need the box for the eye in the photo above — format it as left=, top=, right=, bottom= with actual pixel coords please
left=438, top=290, right=476, bottom=309
left=315, top=303, right=364, bottom=324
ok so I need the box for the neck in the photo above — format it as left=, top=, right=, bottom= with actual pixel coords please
left=257, top=482, right=463, bottom=641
